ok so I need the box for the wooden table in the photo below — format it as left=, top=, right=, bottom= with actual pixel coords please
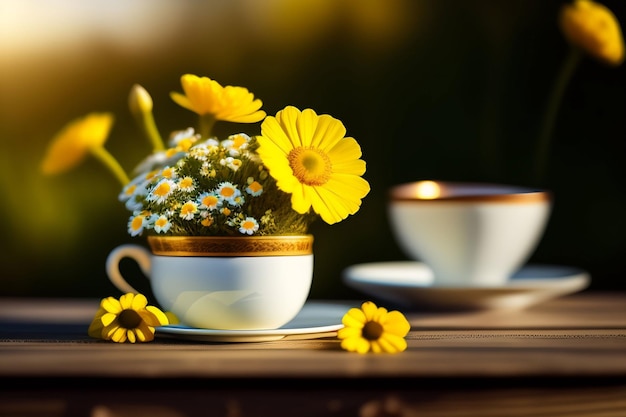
left=1, top=292, right=625, bottom=417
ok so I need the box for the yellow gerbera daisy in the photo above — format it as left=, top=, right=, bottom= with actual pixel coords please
left=337, top=301, right=410, bottom=354
left=559, top=0, right=624, bottom=66
left=256, top=106, right=370, bottom=225
left=88, top=293, right=169, bottom=343
left=170, top=74, right=266, bottom=123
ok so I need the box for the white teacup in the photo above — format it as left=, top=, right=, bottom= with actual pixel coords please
left=105, top=236, right=314, bottom=330
left=388, top=181, right=552, bottom=287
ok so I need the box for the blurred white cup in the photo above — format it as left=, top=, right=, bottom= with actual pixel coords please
left=388, top=180, right=552, bottom=287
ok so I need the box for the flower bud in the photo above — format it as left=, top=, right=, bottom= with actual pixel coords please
left=129, top=83, right=153, bottom=115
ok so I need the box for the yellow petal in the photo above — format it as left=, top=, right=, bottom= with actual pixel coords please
left=340, top=336, right=370, bottom=354
left=310, top=113, right=346, bottom=151
left=144, top=305, right=169, bottom=326
left=360, top=301, right=380, bottom=321
left=101, top=312, right=118, bottom=327
left=277, top=106, right=304, bottom=148
left=87, top=306, right=107, bottom=339
left=382, top=311, right=411, bottom=337
left=130, top=293, right=148, bottom=310
left=110, top=327, right=127, bottom=343
left=101, top=297, right=122, bottom=314
left=337, top=326, right=362, bottom=340
left=341, top=307, right=366, bottom=327
left=136, top=323, right=156, bottom=342
left=380, top=333, right=408, bottom=353
left=119, top=293, right=135, bottom=310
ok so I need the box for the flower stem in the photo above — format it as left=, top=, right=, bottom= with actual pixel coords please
left=199, top=114, right=216, bottom=139
left=534, top=47, right=582, bottom=184
left=142, top=113, right=165, bottom=152
left=89, top=146, right=131, bottom=186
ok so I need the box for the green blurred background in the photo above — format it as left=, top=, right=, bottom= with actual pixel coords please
left=1, top=0, right=625, bottom=301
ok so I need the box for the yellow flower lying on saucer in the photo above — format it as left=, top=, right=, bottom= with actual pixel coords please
left=88, top=293, right=170, bottom=343
left=338, top=301, right=410, bottom=354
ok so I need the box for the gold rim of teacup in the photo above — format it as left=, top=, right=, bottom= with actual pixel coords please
left=147, top=235, right=314, bottom=257
left=389, top=181, right=551, bottom=203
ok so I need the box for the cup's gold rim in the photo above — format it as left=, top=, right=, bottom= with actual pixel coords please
left=147, top=235, right=314, bottom=257
left=389, top=181, right=551, bottom=203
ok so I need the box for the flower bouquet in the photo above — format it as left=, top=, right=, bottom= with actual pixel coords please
left=42, top=74, right=370, bottom=237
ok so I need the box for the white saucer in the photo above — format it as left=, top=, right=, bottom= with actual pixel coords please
left=343, top=261, right=590, bottom=311
left=156, top=301, right=354, bottom=342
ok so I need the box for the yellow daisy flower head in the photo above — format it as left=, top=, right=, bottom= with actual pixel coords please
left=337, top=301, right=410, bottom=354
left=170, top=74, right=266, bottom=123
left=559, top=0, right=624, bottom=66
left=41, top=112, right=114, bottom=175
left=256, top=106, right=371, bottom=225
left=88, top=293, right=169, bottom=343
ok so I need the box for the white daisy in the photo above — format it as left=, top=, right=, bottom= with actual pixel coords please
left=147, top=179, right=177, bottom=204
left=238, top=217, right=259, bottom=235
left=153, top=215, right=172, bottom=233
left=179, top=201, right=198, bottom=220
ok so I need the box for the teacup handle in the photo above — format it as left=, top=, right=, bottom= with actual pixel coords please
left=105, top=244, right=152, bottom=294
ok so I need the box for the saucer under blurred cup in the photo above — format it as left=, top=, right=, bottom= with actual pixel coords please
left=388, top=181, right=552, bottom=287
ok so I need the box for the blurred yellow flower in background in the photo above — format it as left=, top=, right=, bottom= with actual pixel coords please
left=534, top=0, right=624, bottom=183
left=257, top=106, right=370, bottom=225
left=40, top=112, right=128, bottom=182
left=560, top=0, right=624, bottom=66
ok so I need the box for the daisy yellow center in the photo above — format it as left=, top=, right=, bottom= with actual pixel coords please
left=221, top=187, right=235, bottom=197
left=288, top=147, right=332, bottom=186
left=131, top=216, right=144, bottom=231
left=180, top=177, right=194, bottom=188
left=233, top=135, right=247, bottom=148
left=162, top=168, right=175, bottom=178
left=177, top=138, right=195, bottom=152
left=181, top=202, right=197, bottom=215
left=242, top=220, right=255, bottom=230
left=248, top=181, right=262, bottom=193
left=202, top=195, right=219, bottom=206
left=125, top=184, right=137, bottom=196
left=362, top=321, right=384, bottom=341
left=155, top=217, right=168, bottom=228
left=154, top=182, right=171, bottom=197
left=118, top=309, right=142, bottom=329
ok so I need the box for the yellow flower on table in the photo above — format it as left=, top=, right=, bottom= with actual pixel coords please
left=560, top=0, right=624, bottom=66
left=256, top=106, right=371, bottom=225
left=338, top=301, right=410, bottom=354
left=88, top=293, right=169, bottom=343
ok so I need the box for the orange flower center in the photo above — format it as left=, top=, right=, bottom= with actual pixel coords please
left=287, top=147, right=332, bottom=186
